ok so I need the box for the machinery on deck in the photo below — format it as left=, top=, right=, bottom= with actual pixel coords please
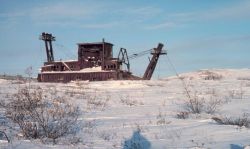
left=37, top=32, right=166, bottom=82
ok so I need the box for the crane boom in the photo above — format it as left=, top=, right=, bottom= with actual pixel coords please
left=143, top=43, right=166, bottom=80
left=128, top=49, right=151, bottom=60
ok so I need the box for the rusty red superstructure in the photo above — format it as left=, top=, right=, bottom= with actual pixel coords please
left=37, top=33, right=166, bottom=82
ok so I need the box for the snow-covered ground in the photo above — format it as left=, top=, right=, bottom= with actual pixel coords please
left=1, top=69, right=250, bottom=149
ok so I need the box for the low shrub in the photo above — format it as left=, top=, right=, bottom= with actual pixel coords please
left=1, top=86, right=81, bottom=143
left=176, top=111, right=189, bottom=119
left=201, top=70, right=222, bottom=80
left=212, top=113, right=250, bottom=128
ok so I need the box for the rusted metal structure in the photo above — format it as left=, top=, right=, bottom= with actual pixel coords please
left=37, top=32, right=166, bottom=82
left=143, top=43, right=164, bottom=80
left=39, top=33, right=55, bottom=62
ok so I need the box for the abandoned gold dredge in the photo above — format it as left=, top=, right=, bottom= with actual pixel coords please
left=37, top=32, right=166, bottom=82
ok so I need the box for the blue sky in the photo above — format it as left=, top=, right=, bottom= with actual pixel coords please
left=0, top=0, right=250, bottom=78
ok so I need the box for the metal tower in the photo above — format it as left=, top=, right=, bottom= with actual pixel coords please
left=39, top=32, right=56, bottom=62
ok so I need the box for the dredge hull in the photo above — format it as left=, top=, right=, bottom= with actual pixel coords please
left=38, top=71, right=140, bottom=83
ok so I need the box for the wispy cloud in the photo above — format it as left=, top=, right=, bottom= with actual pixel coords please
left=79, top=22, right=120, bottom=29
left=145, top=22, right=177, bottom=30
left=0, top=11, right=26, bottom=18
left=202, top=1, right=250, bottom=20
left=119, top=6, right=163, bottom=21
left=147, top=1, right=250, bottom=30
left=0, top=1, right=164, bottom=29
left=190, top=1, right=250, bottom=21
left=1, top=1, right=250, bottom=30
left=171, top=35, right=250, bottom=52
left=0, top=1, right=106, bottom=27
left=29, top=2, right=102, bottom=22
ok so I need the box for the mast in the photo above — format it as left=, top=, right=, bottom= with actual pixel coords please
left=39, top=32, right=56, bottom=62
left=102, top=38, right=105, bottom=70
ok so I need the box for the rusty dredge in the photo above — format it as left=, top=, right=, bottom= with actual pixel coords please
left=37, top=33, right=166, bottom=82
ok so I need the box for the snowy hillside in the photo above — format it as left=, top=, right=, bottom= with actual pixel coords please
left=1, top=69, right=250, bottom=149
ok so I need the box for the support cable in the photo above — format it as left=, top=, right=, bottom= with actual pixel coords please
left=128, top=49, right=152, bottom=60
left=55, top=43, right=76, bottom=60
left=165, top=55, right=191, bottom=99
